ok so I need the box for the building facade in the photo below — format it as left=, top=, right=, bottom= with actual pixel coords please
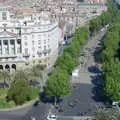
left=0, top=7, right=62, bottom=71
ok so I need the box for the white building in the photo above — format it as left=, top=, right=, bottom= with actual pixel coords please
left=0, top=7, right=62, bottom=71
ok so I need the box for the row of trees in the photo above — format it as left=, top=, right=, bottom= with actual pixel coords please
left=44, top=27, right=89, bottom=104
left=99, top=1, right=120, bottom=101
left=89, top=0, right=120, bottom=101
left=102, top=23, right=120, bottom=101
left=89, top=0, right=119, bottom=34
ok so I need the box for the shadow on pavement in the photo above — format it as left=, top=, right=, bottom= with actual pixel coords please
left=93, top=47, right=102, bottom=63
left=39, top=92, right=62, bottom=104
left=88, top=65, right=101, bottom=74
left=90, top=74, right=105, bottom=103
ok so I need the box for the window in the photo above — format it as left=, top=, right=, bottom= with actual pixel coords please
left=44, top=40, right=46, bottom=44
left=38, top=40, right=41, bottom=44
left=32, top=41, right=35, bottom=45
left=11, top=29, right=14, bottom=32
left=3, top=40, right=8, bottom=45
left=24, top=48, right=28, bottom=54
left=32, top=54, right=35, bottom=57
left=44, top=46, right=46, bottom=50
left=2, top=12, right=7, bottom=20
left=44, top=53, right=47, bottom=56
left=17, top=39, right=21, bottom=44
left=10, top=40, right=14, bottom=44
left=32, top=35, right=34, bottom=38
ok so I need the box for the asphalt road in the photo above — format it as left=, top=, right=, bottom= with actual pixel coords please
left=0, top=103, right=51, bottom=120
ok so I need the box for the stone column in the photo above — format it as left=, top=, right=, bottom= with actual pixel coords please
left=15, top=39, right=17, bottom=54
left=0, top=40, right=2, bottom=55
left=20, top=39, right=22, bottom=53
left=8, top=40, right=10, bottom=55
left=7, top=40, right=9, bottom=55
left=1, top=40, right=3, bottom=55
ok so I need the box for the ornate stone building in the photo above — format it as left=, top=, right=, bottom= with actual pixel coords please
left=0, top=7, right=62, bottom=71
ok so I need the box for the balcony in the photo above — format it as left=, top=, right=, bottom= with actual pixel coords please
left=0, top=54, right=17, bottom=58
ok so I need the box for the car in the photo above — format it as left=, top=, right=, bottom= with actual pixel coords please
left=47, top=114, right=57, bottom=120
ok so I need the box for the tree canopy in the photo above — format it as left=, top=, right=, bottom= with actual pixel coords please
left=7, top=80, right=31, bottom=105
left=45, top=68, right=70, bottom=97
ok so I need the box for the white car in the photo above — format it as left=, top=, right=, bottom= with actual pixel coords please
left=47, top=114, right=57, bottom=120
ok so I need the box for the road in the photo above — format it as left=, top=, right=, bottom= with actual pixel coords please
left=52, top=29, right=106, bottom=118
left=0, top=103, right=51, bottom=120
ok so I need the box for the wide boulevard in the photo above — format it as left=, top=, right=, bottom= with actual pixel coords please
left=0, top=28, right=106, bottom=120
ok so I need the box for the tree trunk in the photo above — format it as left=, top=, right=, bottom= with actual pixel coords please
left=54, top=96, right=57, bottom=106
left=4, top=78, right=5, bottom=89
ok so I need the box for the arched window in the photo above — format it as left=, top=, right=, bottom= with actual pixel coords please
left=5, top=64, right=10, bottom=71
left=0, top=65, right=3, bottom=70
left=11, top=64, right=16, bottom=70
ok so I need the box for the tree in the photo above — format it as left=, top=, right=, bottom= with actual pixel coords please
left=0, top=71, right=11, bottom=88
left=13, top=70, right=28, bottom=82
left=7, top=80, right=31, bottom=105
left=56, top=53, right=78, bottom=73
left=45, top=68, right=70, bottom=105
